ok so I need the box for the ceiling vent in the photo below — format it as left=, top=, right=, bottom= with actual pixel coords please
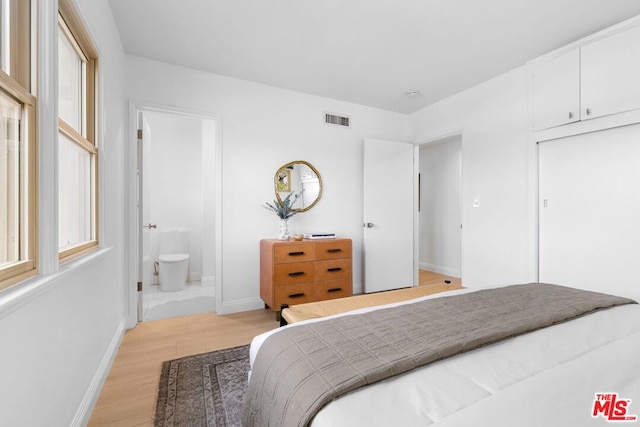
left=324, top=112, right=351, bottom=128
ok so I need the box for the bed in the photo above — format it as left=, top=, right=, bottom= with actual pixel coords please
left=243, top=283, right=640, bottom=427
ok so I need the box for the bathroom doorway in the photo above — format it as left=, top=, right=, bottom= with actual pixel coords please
left=127, top=103, right=221, bottom=324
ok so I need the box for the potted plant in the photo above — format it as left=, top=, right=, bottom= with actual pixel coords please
left=264, top=192, right=301, bottom=240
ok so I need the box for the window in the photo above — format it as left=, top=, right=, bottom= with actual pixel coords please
left=57, top=2, right=98, bottom=261
left=1, top=0, right=29, bottom=82
left=0, top=0, right=35, bottom=290
left=1, top=0, right=10, bottom=73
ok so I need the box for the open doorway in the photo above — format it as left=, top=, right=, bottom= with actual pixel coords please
left=139, top=111, right=217, bottom=320
left=418, top=135, right=462, bottom=288
left=127, top=102, right=222, bottom=326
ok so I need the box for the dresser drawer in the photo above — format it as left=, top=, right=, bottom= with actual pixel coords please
left=314, top=258, right=351, bottom=282
left=261, top=238, right=352, bottom=313
left=314, top=279, right=352, bottom=301
left=274, top=242, right=315, bottom=263
left=314, top=240, right=352, bottom=260
left=275, top=283, right=314, bottom=307
left=274, top=261, right=314, bottom=285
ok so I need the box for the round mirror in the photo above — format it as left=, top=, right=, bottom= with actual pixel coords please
left=274, top=160, right=322, bottom=212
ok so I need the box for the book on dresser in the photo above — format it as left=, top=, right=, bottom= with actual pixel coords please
left=259, top=238, right=353, bottom=315
left=302, top=232, right=336, bottom=240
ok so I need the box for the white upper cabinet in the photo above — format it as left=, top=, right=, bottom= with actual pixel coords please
left=581, top=25, right=640, bottom=121
left=532, top=49, right=580, bottom=131
left=532, top=24, right=640, bottom=131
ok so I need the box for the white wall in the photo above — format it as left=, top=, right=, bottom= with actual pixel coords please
left=125, top=55, right=410, bottom=312
left=145, top=112, right=205, bottom=282
left=0, top=0, right=127, bottom=426
left=419, top=137, right=462, bottom=277
left=410, top=68, right=535, bottom=288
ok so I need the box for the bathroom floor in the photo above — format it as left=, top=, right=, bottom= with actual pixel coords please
left=142, top=281, right=215, bottom=321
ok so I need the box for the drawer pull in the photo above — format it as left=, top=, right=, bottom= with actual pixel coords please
left=327, top=267, right=342, bottom=272
left=288, top=271, right=305, bottom=277
left=289, top=293, right=305, bottom=298
left=327, top=248, right=342, bottom=253
left=327, top=287, right=342, bottom=293
left=288, top=251, right=305, bottom=256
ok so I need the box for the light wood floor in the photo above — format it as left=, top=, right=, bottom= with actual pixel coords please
left=88, top=309, right=279, bottom=426
left=419, top=269, right=462, bottom=288
left=89, top=270, right=460, bottom=426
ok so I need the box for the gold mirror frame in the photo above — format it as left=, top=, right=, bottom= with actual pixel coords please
left=274, top=160, right=323, bottom=212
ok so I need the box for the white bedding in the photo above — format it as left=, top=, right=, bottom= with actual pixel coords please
left=249, top=288, right=640, bottom=426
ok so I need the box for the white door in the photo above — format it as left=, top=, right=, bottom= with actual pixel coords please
left=539, top=124, right=640, bottom=301
left=363, top=138, right=415, bottom=293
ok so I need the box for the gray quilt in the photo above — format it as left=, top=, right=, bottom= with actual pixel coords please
left=241, top=283, right=636, bottom=427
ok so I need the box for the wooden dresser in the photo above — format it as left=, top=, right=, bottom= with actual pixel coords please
left=260, top=238, right=352, bottom=313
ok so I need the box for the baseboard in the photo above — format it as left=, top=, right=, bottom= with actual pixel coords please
left=71, top=318, right=126, bottom=427
left=419, top=262, right=461, bottom=278
left=201, top=276, right=215, bottom=288
left=352, top=281, right=364, bottom=295
left=217, top=297, right=265, bottom=315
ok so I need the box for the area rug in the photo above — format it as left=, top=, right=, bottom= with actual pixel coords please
left=154, top=344, right=250, bottom=427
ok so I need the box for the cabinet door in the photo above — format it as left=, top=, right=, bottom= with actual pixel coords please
left=532, top=49, right=580, bottom=131
left=581, top=25, right=640, bottom=120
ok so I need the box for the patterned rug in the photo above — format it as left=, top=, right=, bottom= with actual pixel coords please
left=154, top=345, right=250, bottom=427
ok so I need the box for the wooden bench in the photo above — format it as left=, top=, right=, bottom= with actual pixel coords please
left=280, top=283, right=462, bottom=326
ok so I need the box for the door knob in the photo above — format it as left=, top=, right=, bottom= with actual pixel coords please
left=144, top=223, right=157, bottom=229
left=364, top=222, right=374, bottom=228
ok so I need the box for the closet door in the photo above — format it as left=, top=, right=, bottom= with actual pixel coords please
left=538, top=124, right=640, bottom=300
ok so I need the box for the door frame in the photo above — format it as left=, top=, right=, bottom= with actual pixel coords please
left=125, top=100, right=223, bottom=328
left=416, top=130, right=465, bottom=284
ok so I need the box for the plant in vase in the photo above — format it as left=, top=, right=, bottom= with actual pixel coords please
left=263, top=192, right=301, bottom=240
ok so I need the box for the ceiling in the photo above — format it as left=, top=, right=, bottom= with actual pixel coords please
left=108, top=0, right=640, bottom=114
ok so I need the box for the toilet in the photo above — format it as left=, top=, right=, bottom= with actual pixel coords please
left=158, top=231, right=190, bottom=292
